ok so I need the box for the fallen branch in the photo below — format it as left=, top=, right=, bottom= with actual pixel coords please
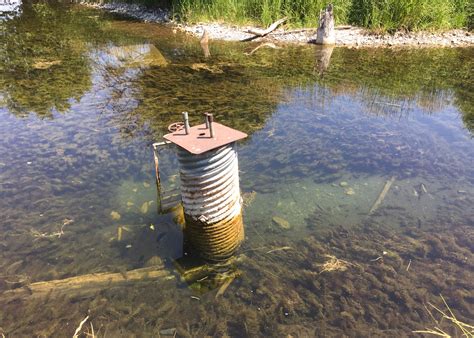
left=318, top=255, right=356, bottom=274
left=242, top=17, right=287, bottom=41
left=266, top=246, right=292, bottom=254
left=30, top=218, right=73, bottom=240
left=414, top=295, right=474, bottom=337
left=90, top=322, right=96, bottom=338
left=335, top=25, right=352, bottom=30
left=245, top=42, right=280, bottom=55
left=73, top=315, right=90, bottom=338
left=215, top=275, right=235, bottom=299
left=369, top=176, right=396, bottom=215
left=270, top=28, right=316, bottom=35
left=2, top=264, right=172, bottom=302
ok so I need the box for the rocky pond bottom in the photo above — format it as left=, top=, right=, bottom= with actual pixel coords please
left=1, top=3, right=473, bottom=336
left=2, top=218, right=472, bottom=336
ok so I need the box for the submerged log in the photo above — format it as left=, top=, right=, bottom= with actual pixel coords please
left=315, top=4, right=335, bottom=45
left=369, top=176, right=396, bottom=215
left=2, top=264, right=172, bottom=302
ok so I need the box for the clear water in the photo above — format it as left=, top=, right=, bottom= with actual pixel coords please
left=1, top=3, right=473, bottom=336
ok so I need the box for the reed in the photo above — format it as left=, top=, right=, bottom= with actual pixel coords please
left=349, top=0, right=470, bottom=32
left=170, top=0, right=352, bottom=27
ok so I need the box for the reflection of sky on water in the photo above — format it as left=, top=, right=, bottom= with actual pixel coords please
left=0, top=0, right=22, bottom=20
left=241, top=85, right=473, bottom=182
left=239, top=85, right=473, bottom=236
left=90, top=43, right=168, bottom=69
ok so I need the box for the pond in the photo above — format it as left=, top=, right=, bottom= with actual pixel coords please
left=0, top=2, right=473, bottom=336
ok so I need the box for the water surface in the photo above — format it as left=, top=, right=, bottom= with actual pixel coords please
left=1, top=3, right=473, bottom=336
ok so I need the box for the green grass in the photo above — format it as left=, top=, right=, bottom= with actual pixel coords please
left=170, top=0, right=352, bottom=27
left=349, top=0, right=470, bottom=32
left=130, top=0, right=471, bottom=31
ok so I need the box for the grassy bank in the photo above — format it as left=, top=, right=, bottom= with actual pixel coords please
left=131, top=0, right=473, bottom=32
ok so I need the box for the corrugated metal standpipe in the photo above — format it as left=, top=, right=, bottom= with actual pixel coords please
left=163, top=113, right=247, bottom=261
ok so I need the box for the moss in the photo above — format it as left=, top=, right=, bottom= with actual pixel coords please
left=426, top=236, right=447, bottom=259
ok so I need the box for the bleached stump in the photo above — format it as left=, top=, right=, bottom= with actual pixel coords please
left=316, top=4, right=335, bottom=45
left=200, top=28, right=211, bottom=58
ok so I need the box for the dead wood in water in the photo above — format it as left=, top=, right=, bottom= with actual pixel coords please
left=315, top=4, right=335, bottom=45
left=369, top=176, right=396, bottom=215
left=2, top=265, right=172, bottom=302
left=200, top=29, right=211, bottom=58
left=241, top=17, right=287, bottom=41
left=245, top=42, right=280, bottom=56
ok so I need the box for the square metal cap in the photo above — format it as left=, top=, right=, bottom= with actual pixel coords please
left=163, top=122, right=247, bottom=155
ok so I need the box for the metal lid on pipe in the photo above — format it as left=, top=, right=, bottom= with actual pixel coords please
left=163, top=113, right=247, bottom=155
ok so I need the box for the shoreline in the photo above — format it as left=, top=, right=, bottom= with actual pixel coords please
left=82, top=2, right=474, bottom=48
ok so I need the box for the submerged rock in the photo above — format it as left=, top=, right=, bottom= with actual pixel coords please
left=273, top=216, right=291, bottom=230
left=242, top=191, right=257, bottom=207
left=110, top=211, right=121, bottom=220
left=140, top=202, right=149, bottom=214
left=145, top=255, right=163, bottom=267
left=160, top=328, right=177, bottom=336
left=345, top=188, right=355, bottom=195
left=140, top=201, right=154, bottom=214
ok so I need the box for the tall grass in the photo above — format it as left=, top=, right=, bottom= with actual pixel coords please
left=130, top=0, right=471, bottom=31
left=171, top=0, right=352, bottom=27
left=349, top=0, right=470, bottom=32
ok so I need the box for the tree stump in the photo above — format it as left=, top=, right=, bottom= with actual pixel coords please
left=200, top=28, right=211, bottom=58
left=316, top=4, right=335, bottom=45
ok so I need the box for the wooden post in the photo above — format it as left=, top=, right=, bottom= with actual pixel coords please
left=316, top=4, right=335, bottom=45
left=200, top=28, right=211, bottom=58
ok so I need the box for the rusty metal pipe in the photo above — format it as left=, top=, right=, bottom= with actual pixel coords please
left=177, top=143, right=243, bottom=260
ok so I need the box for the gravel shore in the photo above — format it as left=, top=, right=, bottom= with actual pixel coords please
left=83, top=2, right=474, bottom=47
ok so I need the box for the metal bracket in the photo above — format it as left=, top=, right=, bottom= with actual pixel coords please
left=152, top=140, right=181, bottom=213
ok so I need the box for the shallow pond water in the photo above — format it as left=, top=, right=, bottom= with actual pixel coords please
left=1, top=3, right=473, bottom=337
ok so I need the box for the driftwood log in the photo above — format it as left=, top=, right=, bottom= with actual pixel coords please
left=1, top=264, right=172, bottom=302
left=242, top=17, right=287, bottom=41
left=315, top=4, right=335, bottom=45
left=369, top=176, right=396, bottom=215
